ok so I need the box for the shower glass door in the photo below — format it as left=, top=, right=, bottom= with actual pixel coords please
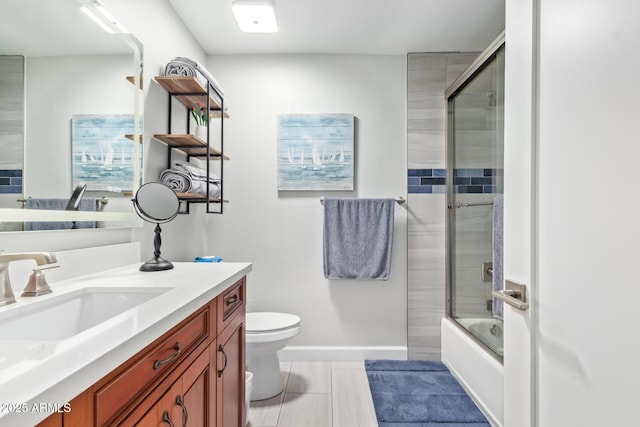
left=446, top=40, right=504, bottom=359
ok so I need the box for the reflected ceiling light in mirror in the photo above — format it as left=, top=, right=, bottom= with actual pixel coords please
left=231, top=0, right=278, bottom=33
left=81, top=1, right=129, bottom=34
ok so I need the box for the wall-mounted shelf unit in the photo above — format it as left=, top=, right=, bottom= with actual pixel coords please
left=153, top=75, right=228, bottom=214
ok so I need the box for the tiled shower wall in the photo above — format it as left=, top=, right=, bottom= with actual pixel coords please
left=407, top=52, right=478, bottom=360
left=0, top=56, right=24, bottom=196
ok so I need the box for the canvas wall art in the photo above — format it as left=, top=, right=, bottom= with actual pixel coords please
left=71, top=114, right=139, bottom=192
left=277, top=113, right=354, bottom=191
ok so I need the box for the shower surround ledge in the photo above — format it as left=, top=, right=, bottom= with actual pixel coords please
left=441, top=317, right=503, bottom=427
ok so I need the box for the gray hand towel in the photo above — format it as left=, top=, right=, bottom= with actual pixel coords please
left=323, top=198, right=395, bottom=280
left=24, top=198, right=98, bottom=230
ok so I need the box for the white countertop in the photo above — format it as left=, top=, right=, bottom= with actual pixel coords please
left=0, top=261, right=252, bottom=426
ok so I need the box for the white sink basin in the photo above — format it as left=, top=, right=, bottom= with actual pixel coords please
left=0, top=287, right=169, bottom=341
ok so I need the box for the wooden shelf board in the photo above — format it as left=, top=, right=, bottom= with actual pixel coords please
left=153, top=134, right=229, bottom=159
left=125, top=134, right=142, bottom=143
left=126, top=76, right=143, bottom=89
left=176, top=193, right=228, bottom=203
left=154, top=76, right=230, bottom=118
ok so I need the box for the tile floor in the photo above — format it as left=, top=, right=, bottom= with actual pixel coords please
left=247, top=361, right=378, bottom=427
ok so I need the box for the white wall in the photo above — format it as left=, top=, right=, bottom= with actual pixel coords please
left=26, top=54, right=131, bottom=198
left=199, top=54, right=408, bottom=349
left=505, top=0, right=640, bottom=425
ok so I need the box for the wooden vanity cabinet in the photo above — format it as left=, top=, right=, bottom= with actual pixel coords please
left=37, top=277, right=246, bottom=427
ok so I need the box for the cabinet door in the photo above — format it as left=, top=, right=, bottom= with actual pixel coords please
left=136, top=385, right=178, bottom=427
left=181, top=344, right=213, bottom=427
left=216, top=313, right=245, bottom=427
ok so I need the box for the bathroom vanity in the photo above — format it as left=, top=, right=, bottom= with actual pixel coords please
left=0, top=261, right=251, bottom=427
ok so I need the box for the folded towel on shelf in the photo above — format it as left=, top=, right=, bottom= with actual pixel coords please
left=159, top=162, right=220, bottom=198
left=323, top=198, right=395, bottom=280
left=492, top=194, right=504, bottom=319
left=164, top=57, right=225, bottom=99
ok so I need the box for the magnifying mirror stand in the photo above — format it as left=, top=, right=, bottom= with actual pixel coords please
left=132, top=182, right=180, bottom=273
left=140, top=223, right=173, bottom=271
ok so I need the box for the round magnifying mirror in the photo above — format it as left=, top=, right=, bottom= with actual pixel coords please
left=133, top=182, right=180, bottom=223
left=132, top=182, right=180, bottom=272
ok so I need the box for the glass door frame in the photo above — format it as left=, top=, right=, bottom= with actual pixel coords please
left=444, top=32, right=506, bottom=360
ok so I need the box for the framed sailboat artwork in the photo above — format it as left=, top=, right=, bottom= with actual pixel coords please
left=71, top=114, right=139, bottom=193
left=277, top=113, right=355, bottom=191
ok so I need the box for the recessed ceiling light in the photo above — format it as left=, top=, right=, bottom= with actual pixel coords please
left=231, top=0, right=278, bottom=34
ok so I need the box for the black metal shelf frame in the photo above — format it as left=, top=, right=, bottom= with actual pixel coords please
left=165, top=82, right=225, bottom=215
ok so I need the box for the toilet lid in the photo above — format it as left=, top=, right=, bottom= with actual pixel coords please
left=246, top=312, right=300, bottom=333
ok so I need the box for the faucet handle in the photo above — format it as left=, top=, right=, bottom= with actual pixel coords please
left=22, top=268, right=56, bottom=297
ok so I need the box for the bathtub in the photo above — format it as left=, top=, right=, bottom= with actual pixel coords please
left=456, top=317, right=504, bottom=357
left=441, top=317, right=504, bottom=427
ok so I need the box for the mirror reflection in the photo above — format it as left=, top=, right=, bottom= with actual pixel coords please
left=0, top=0, right=143, bottom=231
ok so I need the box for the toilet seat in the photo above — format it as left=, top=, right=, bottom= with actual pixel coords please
left=246, top=312, right=300, bottom=333
left=245, top=312, right=301, bottom=344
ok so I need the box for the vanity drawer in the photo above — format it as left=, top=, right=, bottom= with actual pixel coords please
left=95, top=307, right=210, bottom=426
left=218, top=277, right=245, bottom=332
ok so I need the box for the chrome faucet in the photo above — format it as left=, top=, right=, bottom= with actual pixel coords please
left=0, top=252, right=58, bottom=306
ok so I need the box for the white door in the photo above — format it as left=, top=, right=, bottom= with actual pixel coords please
left=505, top=1, right=640, bottom=426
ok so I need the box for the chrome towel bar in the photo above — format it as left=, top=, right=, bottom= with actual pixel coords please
left=320, top=196, right=405, bottom=205
left=450, top=200, right=495, bottom=208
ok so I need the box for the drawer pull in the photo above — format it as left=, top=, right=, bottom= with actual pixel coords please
left=162, top=411, right=175, bottom=427
left=176, top=395, right=188, bottom=426
left=217, top=344, right=228, bottom=378
left=153, top=342, right=181, bottom=370
left=226, top=295, right=239, bottom=306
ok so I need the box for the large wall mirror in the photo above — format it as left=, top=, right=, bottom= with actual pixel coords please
left=0, top=0, right=143, bottom=231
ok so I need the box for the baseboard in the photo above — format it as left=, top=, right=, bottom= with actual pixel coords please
left=278, top=346, right=408, bottom=362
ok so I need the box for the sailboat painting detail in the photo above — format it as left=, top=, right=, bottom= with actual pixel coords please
left=277, top=114, right=354, bottom=191
left=71, top=114, right=139, bottom=192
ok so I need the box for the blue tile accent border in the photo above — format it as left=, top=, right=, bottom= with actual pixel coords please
left=408, top=168, right=503, bottom=194
left=408, top=168, right=446, bottom=194
left=0, top=169, right=23, bottom=194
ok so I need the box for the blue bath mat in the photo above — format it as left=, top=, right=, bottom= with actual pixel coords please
left=365, top=360, right=490, bottom=427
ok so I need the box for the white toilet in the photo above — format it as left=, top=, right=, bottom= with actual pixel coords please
left=245, top=312, right=301, bottom=401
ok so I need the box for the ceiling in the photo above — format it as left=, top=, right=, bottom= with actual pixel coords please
left=0, top=0, right=132, bottom=57
left=168, top=0, right=506, bottom=55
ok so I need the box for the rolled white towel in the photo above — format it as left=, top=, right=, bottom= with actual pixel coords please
left=159, top=169, right=191, bottom=193
left=173, top=161, right=220, bottom=183
left=190, top=180, right=220, bottom=198
left=173, top=57, right=225, bottom=97
left=160, top=165, right=220, bottom=198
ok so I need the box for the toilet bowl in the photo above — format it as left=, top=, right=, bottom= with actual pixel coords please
left=245, top=312, right=300, bottom=400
